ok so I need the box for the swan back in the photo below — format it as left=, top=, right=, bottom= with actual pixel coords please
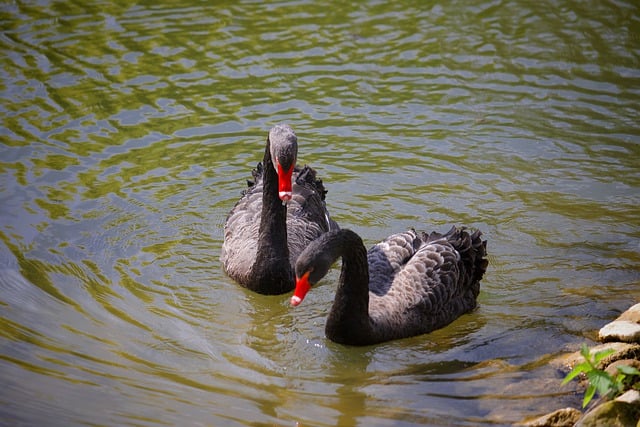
left=291, top=227, right=487, bottom=345
left=286, top=166, right=339, bottom=264
left=367, top=226, right=487, bottom=342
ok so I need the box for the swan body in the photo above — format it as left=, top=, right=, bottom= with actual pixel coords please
left=221, top=124, right=339, bottom=294
left=291, top=227, right=488, bottom=345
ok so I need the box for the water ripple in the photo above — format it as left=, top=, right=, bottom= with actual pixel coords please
left=1, top=0, right=639, bottom=425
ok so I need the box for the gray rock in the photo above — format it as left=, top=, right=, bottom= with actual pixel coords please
left=615, top=390, right=640, bottom=405
left=519, top=407, right=582, bottom=427
left=575, top=400, right=640, bottom=427
left=551, top=343, right=639, bottom=373
left=599, top=303, right=640, bottom=344
left=605, top=359, right=640, bottom=379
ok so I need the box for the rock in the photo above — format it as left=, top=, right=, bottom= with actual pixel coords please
left=618, top=303, right=640, bottom=322
left=574, top=400, right=640, bottom=427
left=551, top=343, right=639, bottom=373
left=615, top=389, right=640, bottom=405
left=599, top=344, right=640, bottom=370
left=519, top=407, right=582, bottom=427
left=599, top=321, right=640, bottom=343
left=539, top=304, right=640, bottom=427
left=599, top=303, right=640, bottom=343
left=605, top=359, right=640, bottom=378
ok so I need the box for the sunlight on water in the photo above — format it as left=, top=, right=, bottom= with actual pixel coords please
left=1, top=0, right=639, bottom=426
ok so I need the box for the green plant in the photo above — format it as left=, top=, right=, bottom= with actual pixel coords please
left=562, top=344, right=640, bottom=408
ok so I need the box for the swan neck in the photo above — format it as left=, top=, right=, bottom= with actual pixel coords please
left=253, top=138, right=291, bottom=281
left=326, top=231, right=372, bottom=344
left=260, top=138, right=287, bottom=247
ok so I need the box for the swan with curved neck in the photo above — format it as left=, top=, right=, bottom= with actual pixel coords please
left=291, top=227, right=487, bottom=345
left=221, top=124, right=339, bottom=295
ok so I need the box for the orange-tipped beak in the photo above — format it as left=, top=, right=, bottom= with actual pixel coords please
left=277, top=162, right=293, bottom=202
left=290, top=271, right=311, bottom=306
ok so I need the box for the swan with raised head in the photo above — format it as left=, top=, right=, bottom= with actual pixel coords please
left=221, top=124, right=339, bottom=295
left=290, top=227, right=487, bottom=345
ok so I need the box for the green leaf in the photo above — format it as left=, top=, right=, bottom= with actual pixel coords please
left=583, top=384, right=596, bottom=408
left=580, top=344, right=591, bottom=362
left=617, top=365, right=640, bottom=376
left=562, top=361, right=593, bottom=385
left=592, top=348, right=615, bottom=364
left=587, top=370, right=615, bottom=396
left=614, top=374, right=626, bottom=389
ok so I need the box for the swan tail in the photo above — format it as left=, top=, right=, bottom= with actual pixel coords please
left=245, top=162, right=264, bottom=190
left=423, top=226, right=488, bottom=300
left=295, top=165, right=328, bottom=201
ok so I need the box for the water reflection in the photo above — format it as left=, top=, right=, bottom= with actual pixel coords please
left=1, top=0, right=639, bottom=425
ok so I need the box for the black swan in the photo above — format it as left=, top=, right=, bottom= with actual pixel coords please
left=221, top=124, right=339, bottom=295
left=290, top=227, right=488, bottom=345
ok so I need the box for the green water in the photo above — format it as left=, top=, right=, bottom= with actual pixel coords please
left=1, top=1, right=639, bottom=426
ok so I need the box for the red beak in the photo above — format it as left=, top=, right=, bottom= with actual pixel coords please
left=290, top=271, right=311, bottom=306
left=277, top=162, right=294, bottom=202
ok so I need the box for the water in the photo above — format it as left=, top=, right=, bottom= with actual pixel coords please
left=1, top=1, right=639, bottom=425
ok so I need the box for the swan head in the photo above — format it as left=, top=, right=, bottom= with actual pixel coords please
left=291, top=238, right=334, bottom=306
left=268, top=124, right=298, bottom=202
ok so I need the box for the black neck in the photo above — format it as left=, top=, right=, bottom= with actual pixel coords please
left=325, top=230, right=373, bottom=344
left=250, top=138, right=293, bottom=294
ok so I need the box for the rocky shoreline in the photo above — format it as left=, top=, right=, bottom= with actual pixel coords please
left=521, top=303, right=640, bottom=427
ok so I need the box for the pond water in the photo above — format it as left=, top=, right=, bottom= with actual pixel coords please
left=1, top=1, right=639, bottom=426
